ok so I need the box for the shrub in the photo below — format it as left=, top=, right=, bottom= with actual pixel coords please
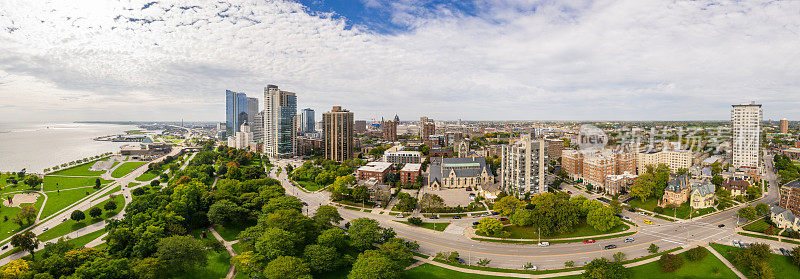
left=648, top=243, right=659, bottom=254
left=685, top=247, right=707, bottom=262
left=407, top=217, right=423, bottom=226
left=565, top=260, right=574, bottom=267
left=659, top=253, right=683, bottom=273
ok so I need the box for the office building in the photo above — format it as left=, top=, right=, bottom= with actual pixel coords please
left=225, top=90, right=249, bottom=136
left=500, top=135, right=547, bottom=197
left=354, top=120, right=367, bottom=134
left=731, top=103, right=762, bottom=176
left=263, top=85, right=297, bottom=157
left=247, top=97, right=259, bottom=125
left=252, top=110, right=265, bottom=142
left=780, top=118, right=789, bottom=134
left=323, top=106, right=354, bottom=162
left=301, top=108, right=315, bottom=134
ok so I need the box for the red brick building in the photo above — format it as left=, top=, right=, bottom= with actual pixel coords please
left=356, top=162, right=393, bottom=182
left=779, top=180, right=800, bottom=216
left=400, top=163, right=422, bottom=184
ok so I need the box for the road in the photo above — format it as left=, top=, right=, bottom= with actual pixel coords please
left=269, top=152, right=792, bottom=270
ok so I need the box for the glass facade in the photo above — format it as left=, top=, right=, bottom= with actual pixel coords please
left=225, top=90, right=249, bottom=137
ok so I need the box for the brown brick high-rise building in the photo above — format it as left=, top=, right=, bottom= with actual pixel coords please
left=323, top=106, right=354, bottom=162
left=382, top=115, right=398, bottom=141
left=780, top=180, right=800, bottom=216
left=421, top=117, right=435, bottom=140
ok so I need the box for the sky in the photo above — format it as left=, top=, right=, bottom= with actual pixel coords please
left=1, top=0, right=799, bottom=122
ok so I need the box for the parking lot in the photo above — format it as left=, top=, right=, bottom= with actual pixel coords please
left=418, top=185, right=476, bottom=207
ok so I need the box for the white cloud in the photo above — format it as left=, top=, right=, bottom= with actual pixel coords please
left=0, top=0, right=799, bottom=122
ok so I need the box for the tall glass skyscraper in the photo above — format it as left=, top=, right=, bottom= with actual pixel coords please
left=225, top=90, right=249, bottom=137
left=301, top=108, right=315, bottom=134
left=264, top=85, right=297, bottom=157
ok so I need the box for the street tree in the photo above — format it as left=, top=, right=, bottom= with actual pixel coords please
left=755, top=203, right=770, bottom=216
left=89, top=207, right=102, bottom=219
left=648, top=244, right=659, bottom=254
left=313, top=205, right=342, bottom=226
left=613, top=252, right=627, bottom=262
left=738, top=206, right=757, bottom=221
left=70, top=210, right=86, bottom=222
left=492, top=196, right=525, bottom=216
left=10, top=231, right=39, bottom=259
left=476, top=217, right=504, bottom=236
left=587, top=206, right=620, bottom=232
left=659, top=253, right=683, bottom=273
left=348, top=218, right=383, bottom=250
left=583, top=257, right=630, bottom=279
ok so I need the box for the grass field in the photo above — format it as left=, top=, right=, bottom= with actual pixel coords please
left=397, top=221, right=450, bottom=231
left=0, top=173, right=20, bottom=188
left=37, top=194, right=125, bottom=242
left=742, top=217, right=771, bottom=233
left=295, top=179, right=324, bottom=191
left=213, top=221, right=255, bottom=242
left=628, top=247, right=737, bottom=278
left=480, top=222, right=629, bottom=239
left=134, top=170, right=161, bottom=182
left=43, top=176, right=112, bottom=191
left=90, top=185, right=121, bottom=202
left=173, top=249, right=230, bottom=279
left=0, top=206, right=25, bottom=240
left=110, top=162, right=147, bottom=178
left=48, top=159, right=106, bottom=176
left=627, top=198, right=658, bottom=212
left=711, top=243, right=800, bottom=278
left=41, top=187, right=100, bottom=219
left=403, top=264, right=521, bottom=279
left=61, top=228, right=107, bottom=249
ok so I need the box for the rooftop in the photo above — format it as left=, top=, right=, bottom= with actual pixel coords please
left=358, top=162, right=393, bottom=172
left=400, top=163, right=422, bottom=172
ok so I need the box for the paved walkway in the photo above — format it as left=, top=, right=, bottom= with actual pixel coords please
left=705, top=243, right=746, bottom=279
left=209, top=227, right=239, bottom=279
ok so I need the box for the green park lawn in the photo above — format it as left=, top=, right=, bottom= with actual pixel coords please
left=742, top=217, right=770, bottom=233
left=628, top=247, right=737, bottom=279
left=43, top=176, right=112, bottom=191
left=91, top=185, right=121, bottom=202
left=110, top=162, right=147, bottom=178
left=0, top=173, right=19, bottom=187
left=403, top=264, right=519, bottom=279
left=295, top=179, right=324, bottom=191
left=0, top=193, right=43, bottom=240
left=661, top=202, right=716, bottom=219
left=627, top=198, right=658, bottom=212
left=48, top=158, right=107, bottom=176
left=397, top=221, right=450, bottom=232
left=37, top=194, right=125, bottom=242
left=213, top=221, right=255, bottom=242
left=485, top=222, right=629, bottom=239
left=711, top=243, right=800, bottom=278
left=41, top=187, right=101, bottom=219
left=173, top=246, right=230, bottom=279
left=62, top=228, right=107, bottom=249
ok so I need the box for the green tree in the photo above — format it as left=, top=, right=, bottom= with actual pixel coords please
left=73, top=257, right=132, bottom=279
left=407, top=217, right=423, bottom=226
left=303, top=244, right=341, bottom=273
left=71, top=210, right=86, bottom=222
left=511, top=209, right=533, bottom=226
left=262, top=196, right=303, bottom=213
left=10, top=231, right=39, bottom=260
left=630, top=173, right=655, bottom=202
left=348, top=218, right=382, bottom=250
left=231, top=252, right=258, bottom=278
left=755, top=203, right=770, bottom=216
left=94, top=178, right=102, bottom=189
left=348, top=251, right=401, bottom=279
left=659, top=253, right=683, bottom=272
left=313, top=205, right=341, bottom=226
left=791, top=246, right=800, bottom=267
left=317, top=227, right=349, bottom=251
left=751, top=261, right=774, bottom=279
left=738, top=206, right=757, bottom=221
left=476, top=217, right=504, bottom=236
left=685, top=247, right=708, bottom=261
left=609, top=199, right=622, bottom=215
left=648, top=243, right=659, bottom=254
left=587, top=206, right=620, bottom=232
left=352, top=185, right=370, bottom=203
left=89, top=207, right=102, bottom=219
left=492, top=196, right=525, bottom=216
left=264, top=256, right=312, bottom=279
left=613, top=252, right=627, bottom=262
left=24, top=175, right=42, bottom=189
left=156, top=235, right=207, bottom=272
left=13, top=205, right=37, bottom=226
left=583, top=257, right=630, bottom=279
left=255, top=228, right=299, bottom=263
left=711, top=175, right=724, bottom=187
left=394, top=192, right=418, bottom=212
left=419, top=193, right=445, bottom=212
left=207, top=199, right=247, bottom=225
left=104, top=200, right=118, bottom=211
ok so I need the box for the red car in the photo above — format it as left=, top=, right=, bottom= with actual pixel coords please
left=583, top=239, right=596, bottom=244
left=499, top=217, right=509, bottom=222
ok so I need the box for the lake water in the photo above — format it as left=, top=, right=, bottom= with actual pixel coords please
left=0, top=122, right=138, bottom=173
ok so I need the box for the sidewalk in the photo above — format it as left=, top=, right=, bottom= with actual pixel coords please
left=705, top=243, right=746, bottom=279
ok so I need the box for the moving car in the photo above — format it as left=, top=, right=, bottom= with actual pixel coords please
left=583, top=239, right=596, bottom=244
left=452, top=216, right=461, bottom=219
left=499, top=217, right=509, bottom=221
left=628, top=208, right=636, bottom=213
left=623, top=216, right=631, bottom=221
left=396, top=214, right=404, bottom=218
left=429, top=216, right=439, bottom=219
left=473, top=221, right=480, bottom=226
left=643, top=219, right=653, bottom=225
left=538, top=242, right=550, bottom=247
left=624, top=238, right=635, bottom=243
left=492, top=212, right=499, bottom=215
left=718, top=224, right=725, bottom=228
left=604, top=245, right=617, bottom=250
left=567, top=191, right=573, bottom=194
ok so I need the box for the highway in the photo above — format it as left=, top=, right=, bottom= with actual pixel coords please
left=269, top=151, right=791, bottom=270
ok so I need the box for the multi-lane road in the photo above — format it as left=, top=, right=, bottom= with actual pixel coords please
left=269, top=151, right=791, bottom=270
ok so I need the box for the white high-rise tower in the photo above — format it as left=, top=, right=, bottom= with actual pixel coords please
left=263, top=84, right=297, bottom=157
left=731, top=102, right=762, bottom=176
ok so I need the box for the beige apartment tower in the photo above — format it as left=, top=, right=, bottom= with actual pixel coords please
left=731, top=103, right=762, bottom=176
left=323, top=106, right=354, bottom=162
left=780, top=118, right=789, bottom=134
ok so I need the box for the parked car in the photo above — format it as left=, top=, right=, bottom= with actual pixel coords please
left=466, top=187, right=472, bottom=191
left=604, top=245, right=617, bottom=250
left=732, top=240, right=740, bottom=246
left=452, top=216, right=461, bottom=219
left=301, top=201, right=308, bottom=206
left=429, top=216, right=439, bottom=219
left=524, top=265, right=538, bottom=271
left=623, top=216, right=631, bottom=221
left=42, top=227, right=49, bottom=232
left=628, top=208, right=636, bottom=213
left=473, top=221, right=480, bottom=226
left=499, top=217, right=509, bottom=222
left=567, top=191, right=573, bottom=194
left=492, top=212, right=499, bottom=215
left=456, top=258, right=466, bottom=264
left=779, top=248, right=789, bottom=256
left=718, top=224, right=725, bottom=228
left=583, top=239, right=596, bottom=244
left=538, top=242, right=550, bottom=247
left=396, top=214, right=404, bottom=218
left=1, top=246, right=6, bottom=250
left=624, top=238, right=635, bottom=243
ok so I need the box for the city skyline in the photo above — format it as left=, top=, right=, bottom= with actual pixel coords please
left=1, top=1, right=799, bottom=122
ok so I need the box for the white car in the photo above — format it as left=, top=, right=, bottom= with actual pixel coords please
left=396, top=214, right=404, bottom=218
left=623, top=216, right=631, bottom=221
left=538, top=242, right=550, bottom=247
